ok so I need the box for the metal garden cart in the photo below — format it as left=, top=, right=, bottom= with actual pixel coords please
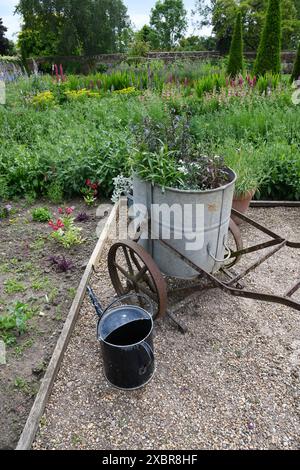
left=107, top=201, right=300, bottom=333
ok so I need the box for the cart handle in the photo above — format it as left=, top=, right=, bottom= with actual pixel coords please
left=207, top=237, right=232, bottom=263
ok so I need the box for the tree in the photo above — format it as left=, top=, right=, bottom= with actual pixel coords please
left=211, top=0, right=237, bottom=53
left=291, top=41, right=300, bottom=81
left=178, top=35, right=216, bottom=51
left=0, top=18, right=10, bottom=55
left=82, top=0, right=130, bottom=54
left=137, top=25, right=160, bottom=50
left=16, top=0, right=131, bottom=58
left=254, top=0, right=282, bottom=75
left=150, top=0, right=187, bottom=50
left=227, top=11, right=244, bottom=76
left=294, top=0, right=300, bottom=17
left=194, top=0, right=300, bottom=53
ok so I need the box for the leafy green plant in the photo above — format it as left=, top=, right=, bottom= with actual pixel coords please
left=14, top=376, right=38, bottom=397
left=51, top=227, right=84, bottom=248
left=4, top=278, right=26, bottom=295
left=221, top=141, right=268, bottom=197
left=32, top=207, right=52, bottom=223
left=0, top=204, right=12, bottom=219
left=47, top=182, right=64, bottom=204
left=257, top=73, right=280, bottom=95
left=195, top=74, right=226, bottom=98
left=0, top=302, right=35, bottom=344
left=133, top=144, right=184, bottom=189
left=49, top=213, right=84, bottom=249
left=13, top=339, right=34, bottom=358
left=31, top=277, right=50, bottom=291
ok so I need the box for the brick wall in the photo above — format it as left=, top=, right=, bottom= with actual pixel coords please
left=26, top=50, right=297, bottom=73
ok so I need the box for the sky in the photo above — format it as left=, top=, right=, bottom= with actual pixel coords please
left=0, top=0, right=209, bottom=41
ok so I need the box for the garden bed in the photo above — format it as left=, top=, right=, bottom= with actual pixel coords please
left=0, top=199, right=110, bottom=449
left=32, top=207, right=300, bottom=450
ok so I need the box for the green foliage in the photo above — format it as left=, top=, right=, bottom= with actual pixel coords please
left=4, top=279, right=26, bottom=295
left=150, top=0, right=187, bottom=50
left=49, top=216, right=84, bottom=249
left=196, top=0, right=299, bottom=53
left=0, top=203, right=12, bottom=219
left=220, top=141, right=268, bottom=196
left=257, top=73, right=280, bottom=94
left=14, top=376, right=38, bottom=396
left=190, top=82, right=300, bottom=199
left=254, top=0, right=282, bottom=76
left=291, top=42, right=300, bottom=82
left=1, top=65, right=299, bottom=203
left=47, top=183, right=64, bottom=204
left=0, top=17, right=10, bottom=55
left=178, top=35, right=216, bottom=51
left=195, top=74, right=227, bottom=97
left=32, top=207, right=52, bottom=223
left=50, top=226, right=84, bottom=249
left=0, top=302, right=35, bottom=345
left=13, top=339, right=34, bottom=358
left=227, top=11, right=244, bottom=77
left=133, top=145, right=184, bottom=189
left=128, top=39, right=150, bottom=58
left=137, top=25, right=160, bottom=50
left=16, top=0, right=131, bottom=59
left=259, top=142, right=300, bottom=200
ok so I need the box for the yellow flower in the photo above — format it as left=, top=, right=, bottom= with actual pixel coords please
left=113, top=87, right=136, bottom=95
left=65, top=89, right=102, bottom=100
left=32, top=91, right=55, bottom=108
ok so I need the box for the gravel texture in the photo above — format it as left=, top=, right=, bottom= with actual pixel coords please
left=33, top=208, right=300, bottom=450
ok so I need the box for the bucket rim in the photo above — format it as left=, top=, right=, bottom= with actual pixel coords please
left=98, top=305, right=154, bottom=348
left=134, top=167, right=237, bottom=195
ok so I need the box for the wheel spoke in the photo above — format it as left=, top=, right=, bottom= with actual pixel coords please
left=130, top=282, right=158, bottom=303
left=114, top=261, right=133, bottom=281
left=108, top=241, right=168, bottom=319
left=129, top=251, right=156, bottom=291
left=143, top=274, right=156, bottom=292
left=134, top=265, right=148, bottom=283
left=130, top=250, right=143, bottom=271
left=114, top=261, right=157, bottom=302
left=122, top=246, right=134, bottom=275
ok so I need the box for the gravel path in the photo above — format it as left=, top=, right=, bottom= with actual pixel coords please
left=33, top=208, right=300, bottom=450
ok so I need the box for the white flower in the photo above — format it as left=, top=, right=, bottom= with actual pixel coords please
left=111, top=175, right=133, bottom=203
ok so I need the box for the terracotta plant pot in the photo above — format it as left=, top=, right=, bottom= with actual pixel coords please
left=232, top=189, right=256, bottom=225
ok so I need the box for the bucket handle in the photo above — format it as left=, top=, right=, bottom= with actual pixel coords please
left=87, top=287, right=154, bottom=319
left=139, top=341, right=154, bottom=376
left=207, top=236, right=232, bottom=263
left=103, top=293, right=154, bottom=318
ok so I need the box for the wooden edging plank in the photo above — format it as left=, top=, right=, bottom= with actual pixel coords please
left=16, top=202, right=119, bottom=451
left=250, top=201, right=300, bottom=208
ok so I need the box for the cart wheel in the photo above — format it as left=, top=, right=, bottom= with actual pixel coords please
left=108, top=241, right=168, bottom=320
left=224, top=219, right=243, bottom=269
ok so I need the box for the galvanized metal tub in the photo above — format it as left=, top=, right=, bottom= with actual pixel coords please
left=133, top=169, right=236, bottom=279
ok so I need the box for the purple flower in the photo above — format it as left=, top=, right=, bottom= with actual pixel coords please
left=48, top=256, right=74, bottom=272
left=75, top=212, right=89, bottom=223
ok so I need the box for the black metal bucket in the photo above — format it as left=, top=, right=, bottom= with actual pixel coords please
left=87, top=288, right=155, bottom=390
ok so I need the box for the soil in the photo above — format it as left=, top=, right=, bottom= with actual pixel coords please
left=0, top=198, right=111, bottom=449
